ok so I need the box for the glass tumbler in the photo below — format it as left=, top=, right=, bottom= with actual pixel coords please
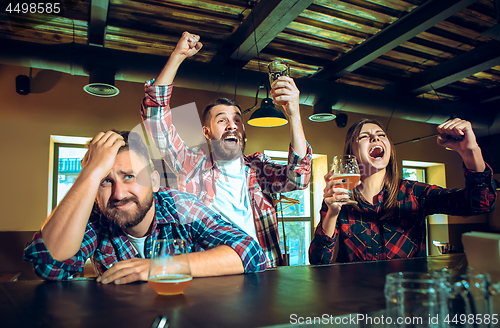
left=148, top=239, right=192, bottom=296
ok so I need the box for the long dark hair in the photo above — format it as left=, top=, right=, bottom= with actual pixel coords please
left=344, top=119, right=399, bottom=219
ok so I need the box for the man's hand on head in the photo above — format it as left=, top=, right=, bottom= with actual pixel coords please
left=96, top=258, right=150, bottom=285
left=80, top=131, right=125, bottom=180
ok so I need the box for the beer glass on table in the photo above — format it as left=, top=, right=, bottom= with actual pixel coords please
left=148, top=239, right=192, bottom=295
left=330, top=155, right=360, bottom=205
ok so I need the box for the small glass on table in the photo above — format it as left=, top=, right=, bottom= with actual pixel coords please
left=330, top=155, right=360, bottom=205
left=148, top=239, right=192, bottom=295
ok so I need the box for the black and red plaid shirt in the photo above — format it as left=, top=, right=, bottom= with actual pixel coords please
left=309, top=164, right=497, bottom=264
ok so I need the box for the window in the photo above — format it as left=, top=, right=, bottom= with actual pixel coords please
left=402, top=160, right=448, bottom=256
left=50, top=136, right=90, bottom=211
left=402, top=161, right=428, bottom=254
left=265, top=150, right=313, bottom=266
left=402, top=167, right=426, bottom=183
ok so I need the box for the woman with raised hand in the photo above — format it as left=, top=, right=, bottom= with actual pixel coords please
left=309, top=118, right=496, bottom=264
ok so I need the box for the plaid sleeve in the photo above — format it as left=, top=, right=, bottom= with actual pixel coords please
left=157, top=189, right=267, bottom=273
left=193, top=216, right=267, bottom=273
left=23, top=224, right=98, bottom=280
left=140, top=80, right=204, bottom=175
left=250, top=142, right=312, bottom=194
left=414, top=163, right=496, bottom=216
left=309, top=201, right=338, bottom=265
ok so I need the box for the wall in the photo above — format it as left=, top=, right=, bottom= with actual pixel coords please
left=0, top=63, right=496, bottom=243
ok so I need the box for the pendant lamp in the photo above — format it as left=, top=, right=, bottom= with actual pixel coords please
left=243, top=83, right=288, bottom=128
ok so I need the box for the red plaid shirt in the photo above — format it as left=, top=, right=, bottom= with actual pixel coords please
left=309, top=165, right=497, bottom=264
left=141, top=81, right=312, bottom=267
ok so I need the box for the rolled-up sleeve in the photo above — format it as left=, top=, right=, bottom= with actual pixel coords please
left=249, top=142, right=313, bottom=195
left=23, top=227, right=97, bottom=280
left=285, top=142, right=313, bottom=191
left=189, top=210, right=267, bottom=273
left=418, top=163, right=497, bottom=216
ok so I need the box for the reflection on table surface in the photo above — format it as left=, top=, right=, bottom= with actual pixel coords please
left=1, top=254, right=497, bottom=328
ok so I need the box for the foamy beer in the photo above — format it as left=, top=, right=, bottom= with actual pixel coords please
left=330, top=155, right=360, bottom=205
left=148, top=239, right=192, bottom=295
left=268, top=60, right=290, bottom=86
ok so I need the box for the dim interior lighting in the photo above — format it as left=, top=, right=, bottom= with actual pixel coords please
left=243, top=83, right=288, bottom=128
left=83, top=67, right=120, bottom=97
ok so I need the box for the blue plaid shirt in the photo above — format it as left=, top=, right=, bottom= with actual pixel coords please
left=24, top=188, right=267, bottom=280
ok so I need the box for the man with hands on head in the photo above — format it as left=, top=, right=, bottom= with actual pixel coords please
left=24, top=130, right=267, bottom=284
left=141, top=31, right=312, bottom=267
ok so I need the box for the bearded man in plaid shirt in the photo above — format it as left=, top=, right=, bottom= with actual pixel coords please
left=24, top=131, right=267, bottom=283
left=141, top=32, right=312, bottom=267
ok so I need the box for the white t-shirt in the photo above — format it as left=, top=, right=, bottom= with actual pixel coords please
left=210, top=158, right=258, bottom=242
left=126, top=233, right=147, bottom=258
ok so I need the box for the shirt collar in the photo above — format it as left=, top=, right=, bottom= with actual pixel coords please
left=153, top=192, right=177, bottom=225
left=357, top=188, right=388, bottom=212
left=206, top=152, right=250, bottom=170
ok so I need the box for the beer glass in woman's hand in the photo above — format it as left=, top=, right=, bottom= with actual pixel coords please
left=330, top=155, right=360, bottom=205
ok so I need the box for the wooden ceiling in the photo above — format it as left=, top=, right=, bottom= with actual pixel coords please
left=1, top=0, right=500, bottom=112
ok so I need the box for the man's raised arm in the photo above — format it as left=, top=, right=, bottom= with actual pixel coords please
left=153, top=31, right=202, bottom=86
left=270, top=76, right=307, bottom=158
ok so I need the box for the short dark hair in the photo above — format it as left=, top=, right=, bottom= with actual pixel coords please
left=202, top=98, right=242, bottom=127
left=87, top=130, right=153, bottom=170
left=117, top=131, right=152, bottom=167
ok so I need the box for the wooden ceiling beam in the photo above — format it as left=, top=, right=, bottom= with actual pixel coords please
left=210, top=0, right=314, bottom=66
left=88, top=0, right=109, bottom=46
left=311, top=0, right=480, bottom=80
left=477, top=86, right=500, bottom=104
left=400, top=40, right=500, bottom=94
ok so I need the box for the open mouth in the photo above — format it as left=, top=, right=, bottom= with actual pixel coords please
left=369, top=145, right=385, bottom=159
left=223, top=134, right=239, bottom=147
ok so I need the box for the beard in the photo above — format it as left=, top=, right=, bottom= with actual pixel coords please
left=210, top=131, right=246, bottom=161
left=99, top=191, right=154, bottom=230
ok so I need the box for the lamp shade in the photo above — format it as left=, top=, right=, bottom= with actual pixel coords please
left=309, top=100, right=336, bottom=122
left=83, top=67, right=120, bottom=97
left=247, top=98, right=288, bottom=127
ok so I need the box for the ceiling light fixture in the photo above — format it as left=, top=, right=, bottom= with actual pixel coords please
left=243, top=82, right=288, bottom=128
left=83, top=67, right=120, bottom=97
left=309, top=99, right=336, bottom=122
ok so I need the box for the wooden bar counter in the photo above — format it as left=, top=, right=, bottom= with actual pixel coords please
left=0, top=254, right=482, bottom=328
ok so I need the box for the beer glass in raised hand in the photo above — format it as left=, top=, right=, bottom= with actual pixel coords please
left=268, top=59, right=290, bottom=87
